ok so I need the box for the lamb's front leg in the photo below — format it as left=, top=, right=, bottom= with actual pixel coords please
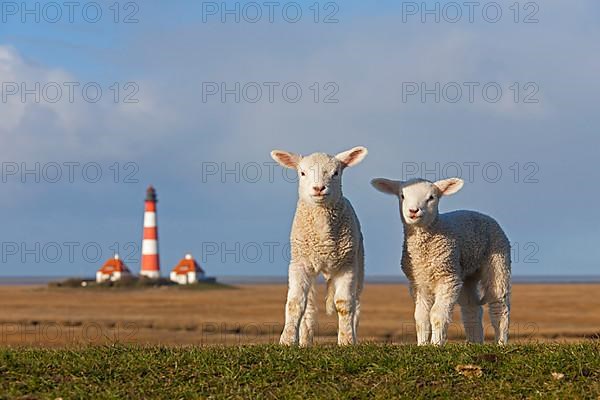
left=430, top=281, right=461, bottom=346
left=280, top=263, right=312, bottom=346
left=413, top=290, right=433, bottom=345
left=299, top=280, right=317, bottom=347
left=332, top=269, right=357, bottom=345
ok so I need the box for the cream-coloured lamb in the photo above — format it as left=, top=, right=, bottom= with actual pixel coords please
left=371, top=177, right=511, bottom=345
left=271, top=146, right=367, bottom=346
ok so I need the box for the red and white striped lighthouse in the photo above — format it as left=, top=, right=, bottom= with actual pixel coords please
left=140, top=185, right=160, bottom=279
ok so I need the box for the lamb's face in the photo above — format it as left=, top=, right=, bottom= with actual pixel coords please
left=271, top=147, right=368, bottom=207
left=296, top=153, right=343, bottom=205
left=400, top=180, right=441, bottom=227
left=371, top=177, right=464, bottom=228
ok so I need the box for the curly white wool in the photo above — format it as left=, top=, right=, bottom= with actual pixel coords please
left=272, top=146, right=367, bottom=346
left=372, top=177, right=511, bottom=345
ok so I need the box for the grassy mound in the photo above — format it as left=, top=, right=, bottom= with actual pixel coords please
left=0, top=343, right=598, bottom=399
left=48, top=276, right=231, bottom=291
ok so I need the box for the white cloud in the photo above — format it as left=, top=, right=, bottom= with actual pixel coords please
left=0, top=45, right=177, bottom=161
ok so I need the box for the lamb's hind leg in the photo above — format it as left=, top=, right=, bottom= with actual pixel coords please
left=353, top=247, right=364, bottom=338
left=458, top=279, right=484, bottom=344
left=489, top=299, right=510, bottom=345
left=482, top=251, right=511, bottom=345
left=299, top=280, right=317, bottom=347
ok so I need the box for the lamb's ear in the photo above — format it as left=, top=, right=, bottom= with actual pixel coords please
left=371, top=178, right=402, bottom=195
left=434, top=178, right=464, bottom=196
left=335, top=146, right=368, bottom=168
left=270, top=150, right=301, bottom=169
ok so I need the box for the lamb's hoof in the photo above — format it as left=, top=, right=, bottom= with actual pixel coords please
left=337, top=335, right=356, bottom=346
left=467, top=340, right=485, bottom=345
left=279, top=334, right=296, bottom=346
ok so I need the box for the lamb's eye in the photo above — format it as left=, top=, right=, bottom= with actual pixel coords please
left=300, top=171, right=306, bottom=177
left=400, top=194, right=405, bottom=200
left=428, top=195, right=435, bottom=201
left=333, top=170, right=339, bottom=177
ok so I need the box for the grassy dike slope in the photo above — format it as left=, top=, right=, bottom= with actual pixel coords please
left=1, top=343, right=599, bottom=399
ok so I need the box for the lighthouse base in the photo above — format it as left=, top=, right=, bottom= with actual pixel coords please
left=140, top=270, right=160, bottom=279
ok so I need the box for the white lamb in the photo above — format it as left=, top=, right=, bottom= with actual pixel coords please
left=271, top=146, right=368, bottom=346
left=371, top=177, right=511, bottom=345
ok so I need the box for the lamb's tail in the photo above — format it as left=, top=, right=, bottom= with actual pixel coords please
left=325, top=279, right=335, bottom=315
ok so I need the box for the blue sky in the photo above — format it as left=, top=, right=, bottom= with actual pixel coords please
left=0, top=0, right=598, bottom=277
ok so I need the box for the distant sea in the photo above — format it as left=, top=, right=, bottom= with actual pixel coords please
left=1, top=275, right=600, bottom=285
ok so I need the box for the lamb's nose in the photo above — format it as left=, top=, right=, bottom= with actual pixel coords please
left=409, top=208, right=419, bottom=214
left=313, top=186, right=326, bottom=193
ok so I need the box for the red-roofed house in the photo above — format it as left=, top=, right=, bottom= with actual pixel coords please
left=170, top=254, right=205, bottom=284
left=96, top=254, right=132, bottom=283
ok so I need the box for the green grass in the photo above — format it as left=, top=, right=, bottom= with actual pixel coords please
left=1, top=343, right=598, bottom=399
